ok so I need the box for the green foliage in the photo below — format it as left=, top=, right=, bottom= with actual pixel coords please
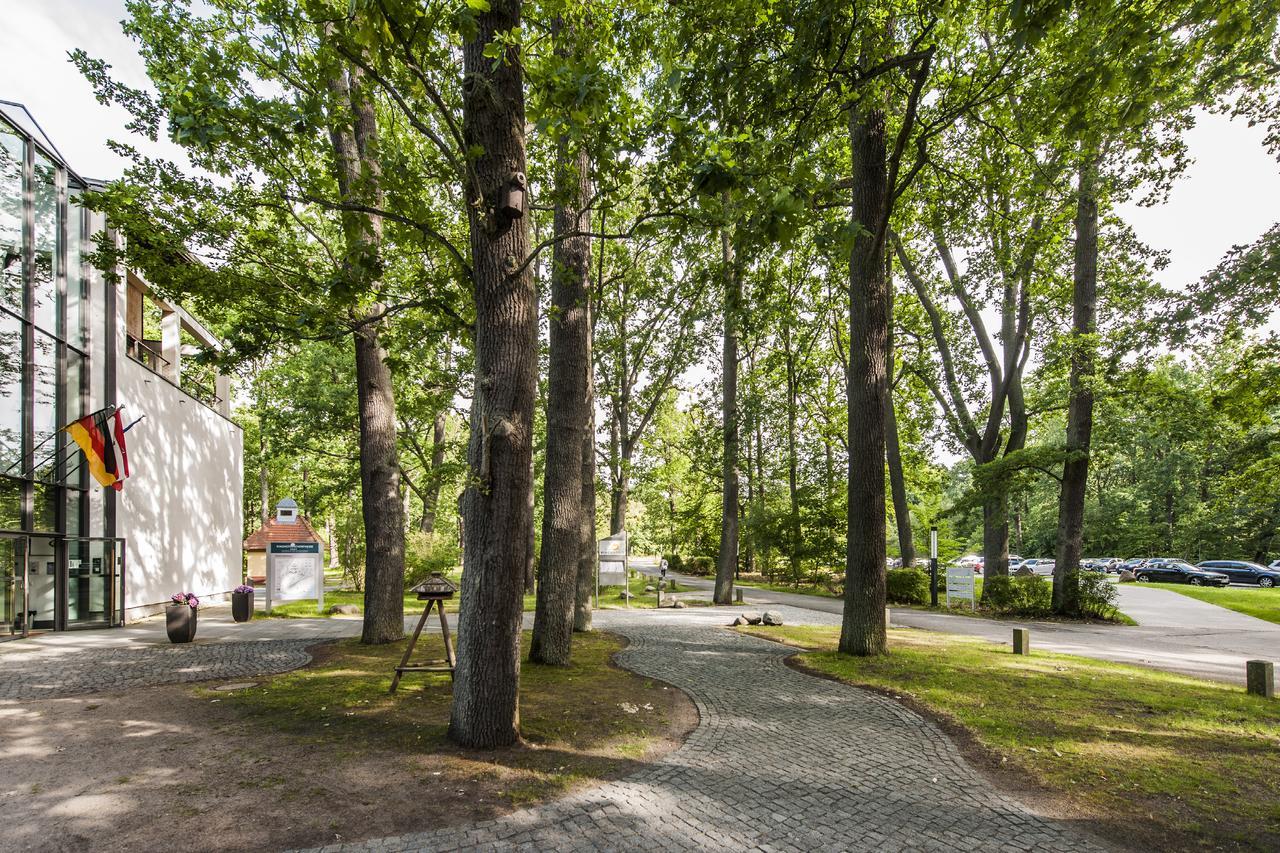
left=981, top=576, right=1052, bottom=617
left=404, top=532, right=462, bottom=589
left=1074, top=571, right=1119, bottom=620
left=885, top=569, right=929, bottom=606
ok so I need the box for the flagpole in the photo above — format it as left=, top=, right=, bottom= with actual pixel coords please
left=3, top=404, right=119, bottom=478
left=59, top=414, right=145, bottom=486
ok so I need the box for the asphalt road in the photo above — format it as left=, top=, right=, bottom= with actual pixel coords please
left=634, top=557, right=1279, bottom=687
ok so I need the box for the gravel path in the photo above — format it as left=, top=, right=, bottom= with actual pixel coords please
left=299, top=609, right=1106, bottom=853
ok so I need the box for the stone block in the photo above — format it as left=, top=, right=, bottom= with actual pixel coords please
left=1247, top=660, right=1274, bottom=698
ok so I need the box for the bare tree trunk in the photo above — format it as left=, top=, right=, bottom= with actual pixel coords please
left=575, top=208, right=604, bottom=633
left=321, top=44, right=404, bottom=646
left=1054, top=153, right=1099, bottom=615
left=531, top=131, right=593, bottom=665
left=421, top=410, right=447, bottom=535
left=450, top=0, right=533, bottom=749
left=785, top=325, right=801, bottom=583
left=885, top=284, right=914, bottom=568
left=885, top=398, right=914, bottom=567
left=714, top=199, right=739, bottom=606
left=839, top=103, right=889, bottom=656
left=259, top=429, right=269, bottom=525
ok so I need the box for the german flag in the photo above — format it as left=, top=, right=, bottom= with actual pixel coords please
left=66, top=408, right=131, bottom=491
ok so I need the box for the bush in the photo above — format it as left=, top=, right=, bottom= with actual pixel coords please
left=982, top=575, right=1051, bottom=616
left=885, top=568, right=929, bottom=605
left=1075, top=571, right=1120, bottom=620
left=662, top=554, right=684, bottom=574
left=685, top=555, right=715, bottom=576
left=404, top=532, right=461, bottom=588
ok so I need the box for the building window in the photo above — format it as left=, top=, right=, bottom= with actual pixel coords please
left=32, top=153, right=58, bottom=337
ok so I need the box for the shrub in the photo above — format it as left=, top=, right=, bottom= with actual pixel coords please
left=404, top=531, right=461, bottom=588
left=663, top=554, right=684, bottom=574
left=982, top=575, right=1051, bottom=616
left=885, top=569, right=929, bottom=605
left=1075, top=571, right=1120, bottom=620
left=686, top=555, right=715, bottom=576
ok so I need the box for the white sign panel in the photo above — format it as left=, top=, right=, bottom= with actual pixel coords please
left=598, top=531, right=628, bottom=587
left=266, top=542, right=324, bottom=611
left=272, top=554, right=320, bottom=600
left=945, top=565, right=976, bottom=608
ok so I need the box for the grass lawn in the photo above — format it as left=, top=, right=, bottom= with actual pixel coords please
left=209, top=630, right=694, bottom=839
left=738, top=623, right=1280, bottom=852
left=1143, top=582, right=1280, bottom=625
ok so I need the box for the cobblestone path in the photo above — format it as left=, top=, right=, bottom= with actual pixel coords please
left=0, top=639, right=316, bottom=699
left=307, top=610, right=1106, bottom=852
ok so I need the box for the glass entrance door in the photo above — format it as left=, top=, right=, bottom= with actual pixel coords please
left=66, top=538, right=123, bottom=627
left=0, top=534, right=29, bottom=639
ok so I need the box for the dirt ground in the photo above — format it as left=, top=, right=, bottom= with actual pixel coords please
left=0, top=637, right=697, bottom=852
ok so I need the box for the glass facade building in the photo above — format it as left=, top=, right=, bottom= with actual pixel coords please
left=1, top=106, right=122, bottom=637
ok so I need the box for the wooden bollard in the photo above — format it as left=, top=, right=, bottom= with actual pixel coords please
left=735, top=588, right=744, bottom=604
left=885, top=606, right=891, bottom=627
left=1247, top=660, right=1274, bottom=698
left=1012, top=627, right=1030, bottom=655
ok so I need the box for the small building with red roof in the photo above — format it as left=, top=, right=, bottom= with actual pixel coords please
left=243, top=499, right=327, bottom=585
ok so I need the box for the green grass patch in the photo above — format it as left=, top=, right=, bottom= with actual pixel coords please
left=208, top=630, right=690, bottom=813
left=1143, top=582, right=1280, bottom=625
left=738, top=623, right=1280, bottom=851
left=597, top=574, right=662, bottom=609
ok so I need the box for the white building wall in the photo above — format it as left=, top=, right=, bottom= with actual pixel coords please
left=115, top=355, right=243, bottom=617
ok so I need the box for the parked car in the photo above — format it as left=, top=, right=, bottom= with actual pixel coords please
left=1197, top=560, right=1280, bottom=588
left=1090, top=557, right=1123, bottom=573
left=1118, top=558, right=1149, bottom=573
left=1018, top=558, right=1056, bottom=576
left=1135, top=559, right=1230, bottom=586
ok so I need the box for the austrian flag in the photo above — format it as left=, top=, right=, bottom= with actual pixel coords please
left=66, top=408, right=131, bottom=491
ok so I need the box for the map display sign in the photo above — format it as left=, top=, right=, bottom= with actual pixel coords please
left=268, top=542, right=323, bottom=605
left=945, top=564, right=976, bottom=609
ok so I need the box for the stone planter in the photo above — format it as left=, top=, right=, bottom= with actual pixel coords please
left=166, top=604, right=198, bottom=643
left=231, top=591, right=254, bottom=623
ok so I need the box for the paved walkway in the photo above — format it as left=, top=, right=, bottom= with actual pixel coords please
left=2, top=604, right=1104, bottom=852
left=642, top=566, right=1280, bottom=686
left=300, top=608, right=1103, bottom=853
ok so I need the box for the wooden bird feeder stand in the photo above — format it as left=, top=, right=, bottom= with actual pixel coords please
left=390, top=572, right=459, bottom=693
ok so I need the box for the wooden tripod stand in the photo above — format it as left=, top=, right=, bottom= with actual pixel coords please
left=389, top=595, right=456, bottom=693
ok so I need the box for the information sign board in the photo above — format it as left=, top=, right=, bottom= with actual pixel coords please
left=945, top=564, right=976, bottom=609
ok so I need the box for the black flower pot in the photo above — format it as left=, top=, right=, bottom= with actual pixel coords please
left=166, top=604, right=198, bottom=643
left=231, top=591, right=254, bottom=623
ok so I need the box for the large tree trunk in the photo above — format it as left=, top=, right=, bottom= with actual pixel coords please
left=982, top=494, right=1010, bottom=581
left=354, top=323, right=405, bottom=644
left=450, top=0, right=534, bottom=750
left=839, top=104, right=889, bottom=656
left=321, top=47, right=404, bottom=646
left=531, top=136, right=593, bottom=666
left=714, top=201, right=739, bottom=605
left=1054, top=153, right=1099, bottom=615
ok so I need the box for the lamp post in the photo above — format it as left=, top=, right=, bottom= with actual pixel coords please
left=929, top=526, right=939, bottom=607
